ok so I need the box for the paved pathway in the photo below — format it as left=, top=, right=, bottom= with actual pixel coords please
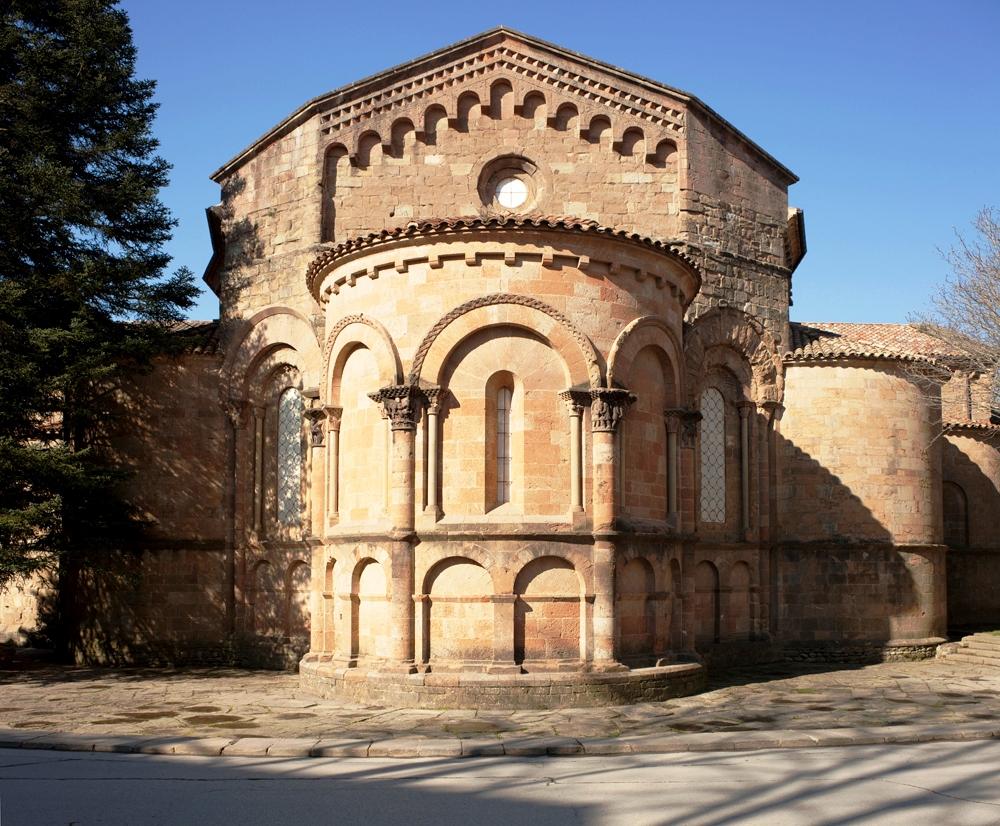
left=1, top=659, right=998, bottom=749
left=5, top=740, right=1000, bottom=825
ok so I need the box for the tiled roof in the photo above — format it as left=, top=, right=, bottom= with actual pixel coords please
left=943, top=420, right=1000, bottom=435
left=169, top=319, right=222, bottom=355
left=787, top=322, right=963, bottom=363
left=306, top=214, right=697, bottom=291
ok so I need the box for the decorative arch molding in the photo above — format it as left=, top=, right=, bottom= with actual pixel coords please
left=684, top=307, right=783, bottom=404
left=221, top=307, right=322, bottom=404
left=409, top=293, right=603, bottom=390
left=607, top=315, right=684, bottom=396
left=323, top=314, right=403, bottom=406
left=245, top=350, right=307, bottom=405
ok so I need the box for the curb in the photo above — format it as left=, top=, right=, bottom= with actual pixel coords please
left=1, top=723, right=997, bottom=760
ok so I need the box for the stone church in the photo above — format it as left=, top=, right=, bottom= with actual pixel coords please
left=3, top=28, right=998, bottom=707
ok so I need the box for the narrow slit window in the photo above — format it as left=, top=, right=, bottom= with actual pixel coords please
left=496, top=386, right=512, bottom=505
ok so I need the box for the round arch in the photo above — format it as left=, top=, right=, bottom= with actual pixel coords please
left=607, top=315, right=684, bottom=399
left=421, top=548, right=500, bottom=595
left=221, top=307, right=322, bottom=404
left=323, top=315, right=402, bottom=406
left=684, top=307, right=782, bottom=404
left=409, top=293, right=603, bottom=390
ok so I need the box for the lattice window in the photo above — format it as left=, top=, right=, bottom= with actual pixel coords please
left=497, top=386, right=512, bottom=505
left=277, top=388, right=304, bottom=527
left=700, top=388, right=726, bottom=523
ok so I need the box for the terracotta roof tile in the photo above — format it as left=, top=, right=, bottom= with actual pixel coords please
left=169, top=319, right=222, bottom=355
left=306, top=214, right=696, bottom=286
left=787, top=322, right=962, bottom=363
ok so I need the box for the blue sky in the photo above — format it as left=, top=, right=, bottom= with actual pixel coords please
left=121, top=0, right=1000, bottom=323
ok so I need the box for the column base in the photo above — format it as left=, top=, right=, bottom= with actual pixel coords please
left=485, top=663, right=522, bottom=675
left=588, top=660, right=629, bottom=673
left=378, top=661, right=418, bottom=675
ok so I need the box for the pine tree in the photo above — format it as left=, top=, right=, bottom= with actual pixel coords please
left=0, top=1, right=197, bottom=588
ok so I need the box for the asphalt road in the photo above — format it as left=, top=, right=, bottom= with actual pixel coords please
left=2, top=740, right=1000, bottom=825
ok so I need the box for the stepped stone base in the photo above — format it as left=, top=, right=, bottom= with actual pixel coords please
left=299, top=659, right=706, bottom=710
left=938, top=633, right=1000, bottom=668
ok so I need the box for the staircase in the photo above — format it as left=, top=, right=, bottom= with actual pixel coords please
left=939, top=633, right=1000, bottom=667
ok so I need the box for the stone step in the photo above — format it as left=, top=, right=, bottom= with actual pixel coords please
left=963, top=634, right=1000, bottom=650
left=962, top=642, right=1000, bottom=660
left=943, top=652, right=1000, bottom=668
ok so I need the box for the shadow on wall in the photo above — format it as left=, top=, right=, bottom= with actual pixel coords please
left=26, top=173, right=280, bottom=666
left=942, top=438, right=1000, bottom=629
left=772, top=430, right=940, bottom=655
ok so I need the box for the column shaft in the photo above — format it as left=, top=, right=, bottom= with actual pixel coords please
left=739, top=403, right=752, bottom=536
left=589, top=388, right=634, bottom=670
left=368, top=385, right=421, bottom=672
left=570, top=411, right=583, bottom=511
left=426, top=409, right=439, bottom=512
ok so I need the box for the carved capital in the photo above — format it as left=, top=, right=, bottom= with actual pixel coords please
left=324, top=405, right=343, bottom=433
left=369, top=385, right=422, bottom=431
left=666, top=407, right=701, bottom=447
left=559, top=389, right=590, bottom=417
left=422, top=387, right=444, bottom=415
left=737, top=400, right=756, bottom=420
left=223, top=398, right=250, bottom=430
left=305, top=408, right=327, bottom=447
left=590, top=389, right=635, bottom=432
left=757, top=400, right=784, bottom=422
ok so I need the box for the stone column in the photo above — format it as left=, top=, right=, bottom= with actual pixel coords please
left=305, top=397, right=326, bottom=538
left=589, top=388, right=634, bottom=669
left=251, top=405, right=265, bottom=535
left=488, top=595, right=519, bottom=673
left=738, top=401, right=754, bottom=538
left=559, top=390, right=589, bottom=513
left=223, top=399, right=251, bottom=636
left=324, top=407, right=342, bottom=527
left=423, top=388, right=442, bottom=518
left=758, top=400, right=783, bottom=639
left=369, top=385, right=422, bottom=673
left=664, top=410, right=681, bottom=523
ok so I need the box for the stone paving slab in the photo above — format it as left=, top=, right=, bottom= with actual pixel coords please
left=1, top=723, right=998, bottom=759
left=1, top=658, right=998, bottom=758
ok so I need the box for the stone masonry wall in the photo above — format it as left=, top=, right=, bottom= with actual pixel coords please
left=943, top=432, right=1000, bottom=627
left=212, top=33, right=794, bottom=345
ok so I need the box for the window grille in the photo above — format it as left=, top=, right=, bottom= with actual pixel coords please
left=700, top=388, right=726, bottom=523
left=277, top=388, right=304, bottom=526
left=496, top=386, right=512, bottom=505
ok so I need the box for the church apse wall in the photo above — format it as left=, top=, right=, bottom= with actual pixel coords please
left=775, top=359, right=947, bottom=658
left=7, top=29, right=993, bottom=702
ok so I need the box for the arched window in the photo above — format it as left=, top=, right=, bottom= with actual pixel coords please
left=277, top=387, right=304, bottom=527
left=496, top=386, right=512, bottom=505
left=700, top=388, right=726, bottom=523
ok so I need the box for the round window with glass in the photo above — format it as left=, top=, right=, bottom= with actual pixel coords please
left=494, top=177, right=528, bottom=209
left=478, top=156, right=540, bottom=213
